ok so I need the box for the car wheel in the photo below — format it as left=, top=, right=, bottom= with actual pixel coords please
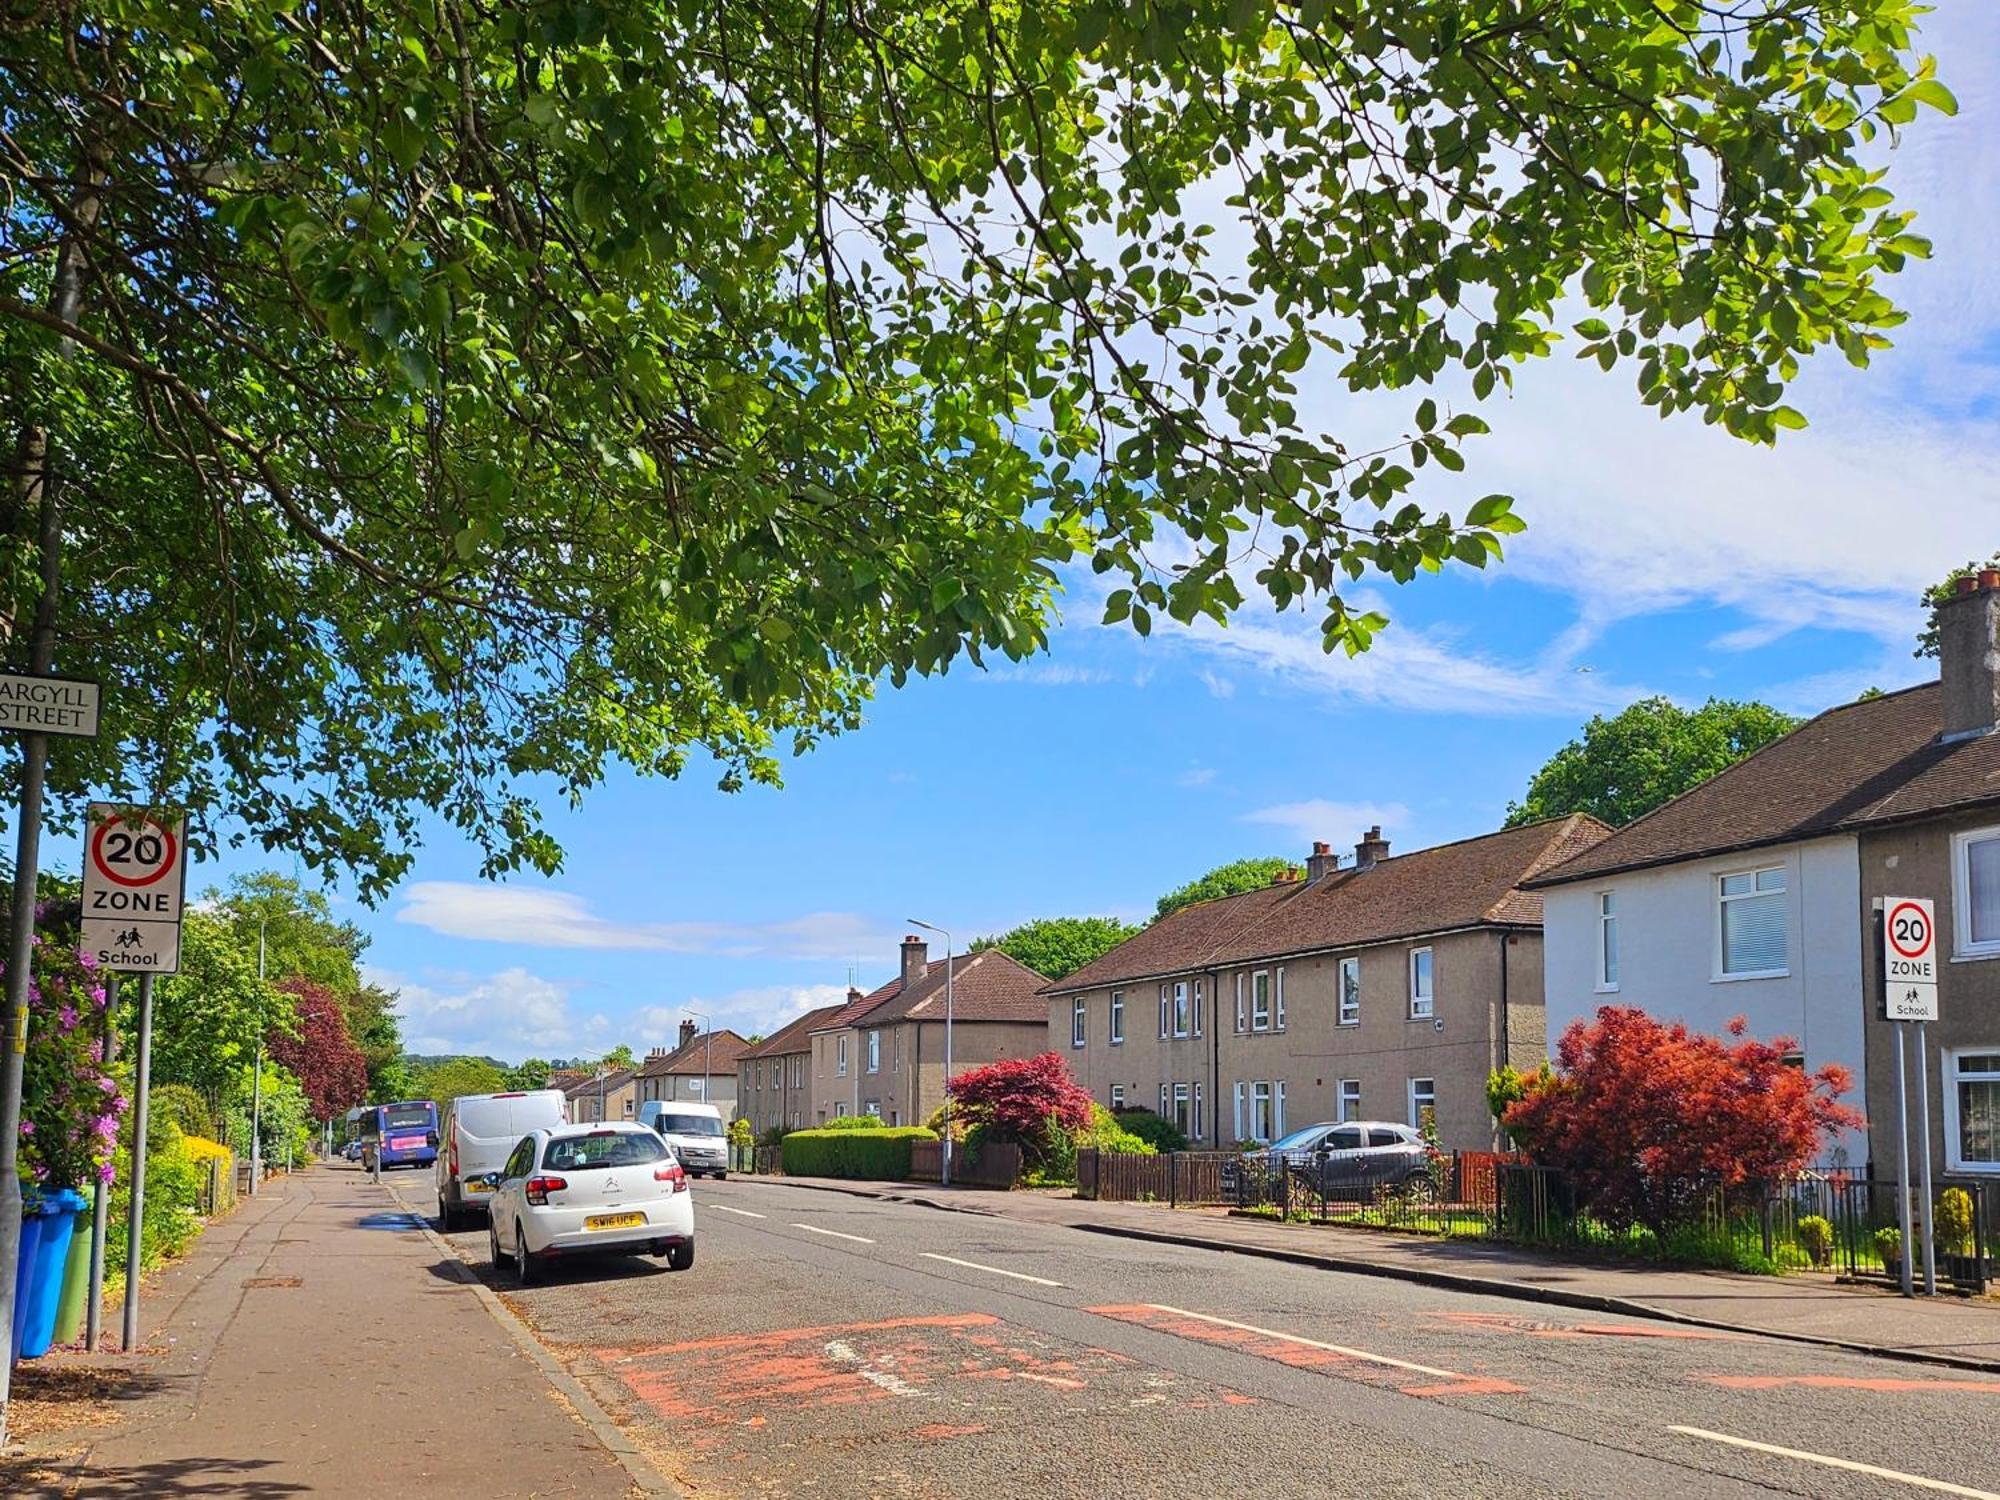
left=1401, top=1170, right=1439, bottom=1202
left=714, top=1172, right=727, bottom=1181
left=515, top=1222, right=538, bottom=1286
left=667, top=1239, right=694, bottom=1272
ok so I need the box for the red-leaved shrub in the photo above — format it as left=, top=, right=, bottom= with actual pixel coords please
left=947, top=1051, right=1093, bottom=1161
left=1504, top=1006, right=1860, bottom=1235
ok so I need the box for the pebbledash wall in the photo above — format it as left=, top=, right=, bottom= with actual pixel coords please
left=1051, top=927, right=1546, bottom=1153
left=1540, top=833, right=1870, bottom=1165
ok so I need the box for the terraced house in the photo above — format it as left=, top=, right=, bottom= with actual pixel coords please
left=1040, top=818, right=1610, bottom=1151
left=808, top=936, right=1050, bottom=1125
left=735, top=1003, right=843, bottom=1137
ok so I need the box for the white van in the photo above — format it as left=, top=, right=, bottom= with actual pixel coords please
left=637, top=1100, right=728, bottom=1179
left=436, top=1089, right=569, bottom=1231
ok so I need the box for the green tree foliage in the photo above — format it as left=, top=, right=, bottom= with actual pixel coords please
left=150, top=910, right=274, bottom=1107
left=1916, top=551, right=2000, bottom=657
left=0, top=3, right=1951, bottom=894
left=600, top=1044, right=637, bottom=1071
left=502, top=1058, right=553, bottom=1091
left=1155, top=858, right=1294, bottom=920
left=971, top=916, right=1141, bottom=980
left=408, top=1055, right=508, bottom=1105
left=1506, top=698, right=1801, bottom=829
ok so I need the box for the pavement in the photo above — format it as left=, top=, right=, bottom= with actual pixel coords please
left=409, top=1172, right=2000, bottom=1500
left=770, top=1174, right=2000, bottom=1370
left=2, top=1164, right=649, bottom=1497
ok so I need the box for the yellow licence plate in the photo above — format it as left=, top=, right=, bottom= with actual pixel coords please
left=586, top=1212, right=644, bottom=1231
left=465, top=1179, right=492, bottom=1194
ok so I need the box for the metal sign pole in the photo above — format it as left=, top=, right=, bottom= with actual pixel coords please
left=1894, top=1024, right=1915, bottom=1297
left=0, top=728, right=48, bottom=1419
left=85, top=971, right=120, bottom=1351
left=1917, top=1023, right=1938, bottom=1296
left=121, top=972, right=156, bottom=1351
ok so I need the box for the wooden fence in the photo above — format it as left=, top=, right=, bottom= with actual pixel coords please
left=1076, top=1149, right=1240, bottom=1205
left=908, top=1138, right=1022, bottom=1189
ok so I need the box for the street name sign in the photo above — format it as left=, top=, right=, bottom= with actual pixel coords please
left=0, top=672, right=99, bottom=737
left=1882, top=895, right=1938, bottom=1022
left=80, top=803, right=188, bottom=973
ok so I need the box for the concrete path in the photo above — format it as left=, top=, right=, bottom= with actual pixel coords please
left=24, top=1164, right=640, bottom=1497
left=774, top=1175, right=2000, bottom=1370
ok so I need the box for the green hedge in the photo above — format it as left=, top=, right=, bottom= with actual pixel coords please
left=782, top=1126, right=936, bottom=1179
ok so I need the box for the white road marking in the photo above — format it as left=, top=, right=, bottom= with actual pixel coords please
left=1668, top=1427, right=2000, bottom=1499
left=791, top=1222, right=875, bottom=1244
left=919, top=1252, right=1065, bottom=1287
left=825, top=1339, right=922, bottom=1397
left=708, top=1204, right=766, bottom=1219
left=1142, top=1304, right=1467, bottom=1381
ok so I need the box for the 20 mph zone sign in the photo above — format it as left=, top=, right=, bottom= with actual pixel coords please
left=1882, top=895, right=1939, bottom=1023
left=81, top=803, right=188, bottom=974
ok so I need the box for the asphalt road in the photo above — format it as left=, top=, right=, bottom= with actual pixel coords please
left=398, top=1173, right=2000, bottom=1500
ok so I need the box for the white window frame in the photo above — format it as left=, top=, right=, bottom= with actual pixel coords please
left=1337, top=957, right=1360, bottom=1026
left=836, top=1035, right=848, bottom=1077
left=1172, top=980, right=1191, bottom=1038
left=1409, top=947, right=1434, bottom=1019
left=1408, top=1076, right=1436, bottom=1129
left=834, top=1100, right=848, bottom=1117
left=1251, top=970, right=1272, bottom=1031
left=1232, top=1081, right=1244, bottom=1143
left=1944, top=1047, right=2000, bottom=1174
left=1193, top=978, right=1205, bottom=1038
left=1110, top=990, right=1125, bottom=1045
left=1951, top=826, right=2000, bottom=960
left=1172, top=1082, right=1191, bottom=1135
left=1715, top=864, right=1790, bottom=980
left=1111, top=1083, right=1126, bottom=1110
left=1234, top=973, right=1246, bottom=1032
left=1159, top=984, right=1170, bottom=1039
left=1597, top=890, right=1620, bottom=992
left=1071, top=997, right=1087, bottom=1048
left=1159, top=1083, right=1170, bottom=1118
left=1338, top=1079, right=1360, bottom=1123
left=1275, top=966, right=1287, bottom=1031
left=1193, top=1081, right=1205, bottom=1143
left=865, top=1099, right=881, bottom=1118
left=1251, top=1081, right=1273, bottom=1143
left=866, top=1029, right=881, bottom=1074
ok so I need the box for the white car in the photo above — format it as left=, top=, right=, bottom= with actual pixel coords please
left=486, top=1123, right=695, bottom=1284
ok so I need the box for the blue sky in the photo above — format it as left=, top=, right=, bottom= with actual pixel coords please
left=207, top=6, right=2000, bottom=1062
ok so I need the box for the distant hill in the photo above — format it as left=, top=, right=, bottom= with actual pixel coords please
left=406, top=1052, right=510, bottom=1071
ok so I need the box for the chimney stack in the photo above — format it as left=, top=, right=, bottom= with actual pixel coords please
left=847, top=985, right=864, bottom=1004
left=678, top=1018, right=697, bottom=1048
left=646, top=1046, right=668, bottom=1062
left=1940, top=569, right=2000, bottom=743
left=1354, top=825, right=1391, bottom=871
left=1305, top=840, right=1340, bottom=882
left=900, top=934, right=929, bottom=992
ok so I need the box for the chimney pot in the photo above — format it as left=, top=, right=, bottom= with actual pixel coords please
left=1939, top=573, right=2000, bottom=742
left=1354, top=825, right=1391, bottom=871
left=1305, top=841, right=1340, bottom=882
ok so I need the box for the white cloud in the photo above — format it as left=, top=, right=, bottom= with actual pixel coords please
left=1175, top=765, right=1218, bottom=789
left=1239, top=799, right=1410, bottom=849
left=395, top=881, right=894, bottom=960
left=379, top=964, right=608, bottom=1062
left=1198, top=669, right=1237, bottom=700
left=630, top=983, right=852, bottom=1048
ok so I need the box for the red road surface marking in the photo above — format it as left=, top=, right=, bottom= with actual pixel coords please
left=1434, top=1310, right=1739, bottom=1341
left=1702, top=1374, right=2000, bottom=1396
left=1088, top=1304, right=1523, bottom=1398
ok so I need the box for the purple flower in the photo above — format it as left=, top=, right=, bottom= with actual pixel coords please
left=90, top=986, right=106, bottom=1009
left=97, top=1161, right=115, bottom=1185
left=87, top=1038, right=102, bottom=1063
left=77, top=951, right=97, bottom=972
left=92, top=1114, right=117, bottom=1141
left=18, top=1119, right=32, bottom=1137
left=58, top=1004, right=78, bottom=1032
left=96, top=1075, right=118, bottom=1095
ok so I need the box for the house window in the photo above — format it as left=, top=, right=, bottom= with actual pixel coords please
left=1111, top=1084, right=1126, bottom=1110
left=1172, top=981, right=1191, bottom=1038
left=1251, top=1081, right=1273, bottom=1142
left=1193, top=978, right=1205, bottom=1038
left=1338, top=1079, right=1360, bottom=1122
left=1408, top=1077, right=1436, bottom=1130
left=1719, top=866, right=1788, bottom=976
left=1947, top=1051, right=2000, bottom=1172
left=835, top=1101, right=848, bottom=1117
left=1071, top=998, right=1087, bottom=1048
left=1275, top=966, right=1287, bottom=1030
left=1234, top=973, right=1246, bottom=1032
left=1598, top=892, right=1620, bottom=990
left=1172, top=1082, right=1191, bottom=1135
left=865, top=1100, right=881, bottom=1118
left=1159, top=984, right=1170, bottom=1039
left=836, top=1036, right=848, bottom=1076
left=1110, top=990, right=1125, bottom=1045
left=866, top=1030, right=881, bottom=1073
left=1409, top=947, right=1434, bottom=1019
left=1953, top=827, right=2000, bottom=957
left=1252, top=971, right=1272, bottom=1030
left=1159, top=1083, right=1170, bottom=1117
left=1338, top=957, right=1360, bottom=1026
left=1193, top=1082, right=1205, bottom=1143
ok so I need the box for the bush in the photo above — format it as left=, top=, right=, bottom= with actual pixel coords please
left=727, top=1117, right=753, bottom=1149
left=782, top=1126, right=936, bottom=1179
left=755, top=1124, right=787, bottom=1149
left=1938, top=1188, right=1976, bottom=1255
left=1504, top=1007, right=1861, bottom=1237
left=1795, top=1214, right=1835, bottom=1269
left=1110, top=1107, right=1187, bottom=1154
left=1078, top=1103, right=1154, bottom=1155
left=150, top=1083, right=217, bottom=1142
left=817, top=1113, right=888, bottom=1131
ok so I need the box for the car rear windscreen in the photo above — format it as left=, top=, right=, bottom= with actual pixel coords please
left=657, top=1114, right=724, bottom=1137
left=542, top=1133, right=668, bottom=1171
left=383, top=1106, right=433, bottom=1129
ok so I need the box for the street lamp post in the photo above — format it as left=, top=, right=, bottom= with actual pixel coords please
left=252, top=920, right=266, bottom=1195
left=907, top=919, right=954, bottom=1188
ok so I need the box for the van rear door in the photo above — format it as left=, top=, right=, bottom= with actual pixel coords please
left=453, top=1092, right=568, bottom=1181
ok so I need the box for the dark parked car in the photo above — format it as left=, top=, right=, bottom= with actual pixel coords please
left=1229, top=1121, right=1439, bottom=1202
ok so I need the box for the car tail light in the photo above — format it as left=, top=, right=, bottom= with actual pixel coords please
left=524, top=1175, right=567, bottom=1205
left=448, top=1138, right=458, bottom=1176
left=654, top=1163, right=688, bottom=1194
